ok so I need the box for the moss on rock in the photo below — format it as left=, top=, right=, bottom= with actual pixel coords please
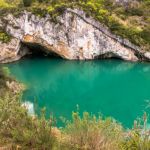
left=0, top=30, right=11, bottom=43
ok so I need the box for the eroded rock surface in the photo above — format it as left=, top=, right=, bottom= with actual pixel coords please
left=0, top=8, right=149, bottom=63
left=0, top=38, right=29, bottom=63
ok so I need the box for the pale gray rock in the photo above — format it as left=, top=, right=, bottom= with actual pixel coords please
left=0, top=9, right=148, bottom=63
left=143, top=52, right=150, bottom=60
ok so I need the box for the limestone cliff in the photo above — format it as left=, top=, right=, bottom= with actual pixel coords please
left=0, top=8, right=149, bottom=63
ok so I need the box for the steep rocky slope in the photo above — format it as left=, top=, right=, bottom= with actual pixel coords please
left=0, top=8, right=150, bottom=63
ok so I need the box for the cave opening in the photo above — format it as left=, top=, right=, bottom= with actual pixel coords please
left=95, top=52, right=124, bottom=61
left=20, top=43, right=62, bottom=59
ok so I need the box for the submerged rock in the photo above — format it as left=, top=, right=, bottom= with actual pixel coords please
left=0, top=8, right=149, bottom=63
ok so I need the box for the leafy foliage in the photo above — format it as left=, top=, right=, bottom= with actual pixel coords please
left=0, top=93, right=57, bottom=149
left=120, top=113, right=150, bottom=150
left=0, top=67, right=11, bottom=97
left=0, top=0, right=9, bottom=8
left=22, top=0, right=32, bottom=7
left=61, top=111, right=123, bottom=150
left=0, top=30, right=11, bottom=43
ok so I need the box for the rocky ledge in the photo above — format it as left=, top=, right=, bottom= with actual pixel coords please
left=0, top=8, right=150, bottom=63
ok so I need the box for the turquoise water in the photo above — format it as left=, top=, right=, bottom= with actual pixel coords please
left=5, top=57, right=150, bottom=128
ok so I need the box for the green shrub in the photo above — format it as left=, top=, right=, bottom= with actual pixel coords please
left=0, top=93, right=57, bottom=149
left=0, top=30, right=11, bottom=43
left=23, top=0, right=32, bottom=7
left=0, top=0, right=10, bottom=8
left=61, top=111, right=123, bottom=150
left=120, top=113, right=150, bottom=150
left=141, top=27, right=150, bottom=43
left=125, top=8, right=144, bottom=16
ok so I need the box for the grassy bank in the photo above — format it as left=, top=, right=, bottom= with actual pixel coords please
left=0, top=0, right=150, bottom=51
left=0, top=66, right=150, bottom=150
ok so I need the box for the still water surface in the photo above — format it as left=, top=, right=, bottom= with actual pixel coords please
left=5, top=57, right=150, bottom=127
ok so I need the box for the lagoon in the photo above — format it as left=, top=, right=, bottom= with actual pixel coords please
left=5, top=57, right=150, bottom=128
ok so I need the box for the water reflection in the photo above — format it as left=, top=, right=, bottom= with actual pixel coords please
left=5, top=58, right=150, bottom=127
left=22, top=101, right=35, bottom=116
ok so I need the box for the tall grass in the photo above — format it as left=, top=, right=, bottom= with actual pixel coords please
left=61, top=111, right=123, bottom=150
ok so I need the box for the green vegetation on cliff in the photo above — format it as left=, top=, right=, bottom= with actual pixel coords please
left=0, top=0, right=150, bottom=50
left=0, top=67, right=11, bottom=96
left=0, top=30, right=11, bottom=43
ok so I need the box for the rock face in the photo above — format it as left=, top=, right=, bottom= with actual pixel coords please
left=0, top=38, right=29, bottom=63
left=0, top=8, right=149, bottom=63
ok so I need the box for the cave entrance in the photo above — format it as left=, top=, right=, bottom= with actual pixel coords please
left=20, top=43, right=62, bottom=59
left=95, top=52, right=124, bottom=61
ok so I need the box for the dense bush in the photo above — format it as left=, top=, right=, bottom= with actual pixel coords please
left=0, top=93, right=57, bottom=149
left=0, top=67, right=10, bottom=97
left=0, top=30, right=11, bottom=43
left=23, top=0, right=32, bottom=7
left=62, top=111, right=123, bottom=150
